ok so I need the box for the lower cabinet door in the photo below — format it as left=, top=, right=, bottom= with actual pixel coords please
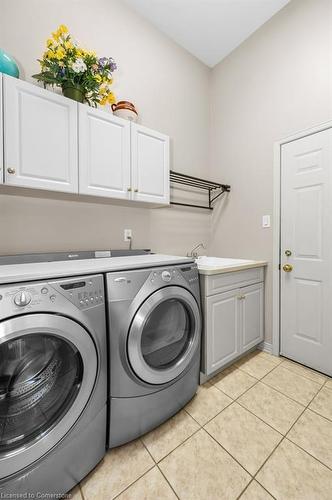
left=241, top=282, right=264, bottom=351
left=205, top=289, right=241, bottom=375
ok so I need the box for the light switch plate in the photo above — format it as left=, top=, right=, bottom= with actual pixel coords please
left=262, top=215, right=271, bottom=228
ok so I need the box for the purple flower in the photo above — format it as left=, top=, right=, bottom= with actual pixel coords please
left=109, top=57, right=117, bottom=72
left=98, top=57, right=108, bottom=68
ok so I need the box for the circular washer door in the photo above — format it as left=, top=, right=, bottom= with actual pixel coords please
left=0, top=313, right=97, bottom=479
left=127, top=286, right=201, bottom=385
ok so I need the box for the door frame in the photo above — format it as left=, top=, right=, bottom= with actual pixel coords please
left=272, top=119, right=332, bottom=356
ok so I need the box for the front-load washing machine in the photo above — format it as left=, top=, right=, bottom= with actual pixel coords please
left=0, top=274, right=107, bottom=495
left=106, top=261, right=201, bottom=448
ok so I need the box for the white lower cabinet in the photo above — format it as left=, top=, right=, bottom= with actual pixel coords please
left=200, top=269, right=264, bottom=379
left=205, top=289, right=241, bottom=374
left=241, top=283, right=264, bottom=351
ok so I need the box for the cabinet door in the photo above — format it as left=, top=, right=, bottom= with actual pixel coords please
left=205, top=289, right=241, bottom=375
left=3, top=75, right=78, bottom=193
left=79, top=105, right=131, bottom=199
left=241, top=283, right=264, bottom=351
left=131, top=123, right=169, bottom=204
left=0, top=74, right=3, bottom=184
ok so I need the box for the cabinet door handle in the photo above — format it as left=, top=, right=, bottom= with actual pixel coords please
left=134, top=188, right=138, bottom=193
left=7, top=167, right=16, bottom=175
left=127, top=187, right=132, bottom=192
left=238, top=295, right=245, bottom=300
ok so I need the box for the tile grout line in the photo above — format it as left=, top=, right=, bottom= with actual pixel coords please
left=306, top=405, right=332, bottom=423
left=140, top=438, right=181, bottom=500
left=78, top=352, right=331, bottom=500
left=202, top=354, right=323, bottom=499
left=111, top=460, right=156, bottom=500
left=252, top=374, right=327, bottom=493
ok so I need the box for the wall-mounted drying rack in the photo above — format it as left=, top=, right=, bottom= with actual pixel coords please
left=170, top=170, right=231, bottom=210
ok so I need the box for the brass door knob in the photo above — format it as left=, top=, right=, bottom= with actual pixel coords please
left=283, top=263, right=293, bottom=272
left=7, top=167, right=16, bottom=174
left=134, top=188, right=138, bottom=193
left=127, top=187, right=132, bottom=192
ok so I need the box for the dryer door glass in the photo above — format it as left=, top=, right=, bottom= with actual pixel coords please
left=0, top=334, right=82, bottom=453
left=128, top=286, right=201, bottom=385
left=141, top=299, right=191, bottom=369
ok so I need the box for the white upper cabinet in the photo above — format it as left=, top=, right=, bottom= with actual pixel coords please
left=0, top=74, right=3, bottom=184
left=1, top=75, right=170, bottom=205
left=79, top=105, right=131, bottom=199
left=3, top=75, right=78, bottom=193
left=131, top=123, right=170, bottom=204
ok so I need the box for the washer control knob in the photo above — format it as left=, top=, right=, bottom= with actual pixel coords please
left=49, top=295, right=56, bottom=302
left=14, top=291, right=31, bottom=307
left=161, top=271, right=172, bottom=282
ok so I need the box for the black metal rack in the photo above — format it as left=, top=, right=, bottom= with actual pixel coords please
left=170, top=170, right=231, bottom=210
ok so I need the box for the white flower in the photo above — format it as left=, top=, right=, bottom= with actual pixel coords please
left=72, top=58, right=87, bottom=73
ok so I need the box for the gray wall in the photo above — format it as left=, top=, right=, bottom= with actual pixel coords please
left=209, top=0, right=332, bottom=342
left=0, top=0, right=211, bottom=256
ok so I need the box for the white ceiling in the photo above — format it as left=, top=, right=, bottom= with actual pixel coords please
left=123, top=0, right=290, bottom=67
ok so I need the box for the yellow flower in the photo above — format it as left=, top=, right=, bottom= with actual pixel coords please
left=55, top=47, right=65, bottom=60
left=46, top=38, right=54, bottom=48
left=52, top=24, right=69, bottom=41
left=58, top=24, right=68, bottom=34
left=107, top=92, right=116, bottom=104
left=44, top=49, right=55, bottom=60
left=99, top=92, right=116, bottom=106
left=64, top=40, right=73, bottom=50
left=95, top=74, right=102, bottom=83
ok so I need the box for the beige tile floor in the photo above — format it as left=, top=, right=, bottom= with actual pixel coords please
left=71, top=350, right=332, bottom=500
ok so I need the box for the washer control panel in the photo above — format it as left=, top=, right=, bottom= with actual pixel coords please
left=0, top=274, right=104, bottom=313
left=14, top=290, right=32, bottom=307
left=50, top=275, right=104, bottom=309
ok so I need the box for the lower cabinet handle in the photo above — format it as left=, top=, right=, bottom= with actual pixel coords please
left=7, top=168, right=16, bottom=175
left=127, top=187, right=132, bottom=192
left=134, top=188, right=138, bottom=193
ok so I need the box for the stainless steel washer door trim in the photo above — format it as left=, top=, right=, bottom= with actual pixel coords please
left=127, top=286, right=201, bottom=385
left=0, top=314, right=98, bottom=480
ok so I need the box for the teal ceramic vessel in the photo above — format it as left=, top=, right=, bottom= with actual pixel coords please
left=0, top=49, right=19, bottom=78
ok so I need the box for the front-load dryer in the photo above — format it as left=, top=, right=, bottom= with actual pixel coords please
left=0, top=274, right=107, bottom=495
left=106, top=261, right=201, bottom=448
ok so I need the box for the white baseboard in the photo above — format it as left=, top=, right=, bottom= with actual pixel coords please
left=258, top=341, right=273, bottom=354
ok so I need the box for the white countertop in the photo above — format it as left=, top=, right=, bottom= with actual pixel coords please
left=0, top=254, right=192, bottom=285
left=197, top=257, right=267, bottom=275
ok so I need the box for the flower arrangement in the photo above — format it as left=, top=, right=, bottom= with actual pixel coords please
left=32, top=25, right=117, bottom=106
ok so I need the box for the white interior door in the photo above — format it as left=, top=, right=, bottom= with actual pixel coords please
left=3, top=75, right=78, bottom=193
left=280, top=128, right=332, bottom=376
left=79, top=105, right=131, bottom=199
left=131, top=123, right=169, bottom=204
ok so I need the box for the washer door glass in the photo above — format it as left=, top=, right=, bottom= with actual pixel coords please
left=0, top=314, right=98, bottom=480
left=128, top=286, right=201, bottom=385
left=141, top=299, right=191, bottom=369
left=0, top=334, right=82, bottom=453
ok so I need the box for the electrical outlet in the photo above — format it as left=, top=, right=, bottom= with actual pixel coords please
left=124, top=229, right=132, bottom=242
